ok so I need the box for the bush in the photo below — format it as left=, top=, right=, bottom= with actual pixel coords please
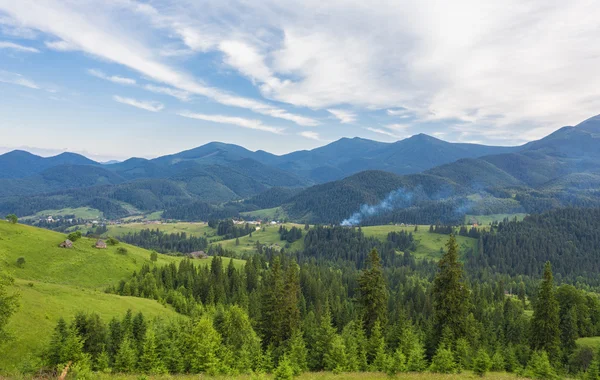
left=16, top=257, right=26, bottom=268
left=107, top=237, right=119, bottom=246
left=67, top=231, right=82, bottom=242
left=117, top=247, right=128, bottom=255
left=150, top=251, right=158, bottom=262
left=5, top=214, right=17, bottom=224
left=472, top=349, right=492, bottom=377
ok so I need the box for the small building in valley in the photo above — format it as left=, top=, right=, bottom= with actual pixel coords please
left=190, top=251, right=208, bottom=259
left=59, top=239, right=73, bottom=248
left=95, top=239, right=107, bottom=249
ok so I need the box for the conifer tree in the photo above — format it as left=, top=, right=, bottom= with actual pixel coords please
left=274, top=355, right=294, bottom=380
left=358, top=248, right=388, bottom=336
left=587, top=345, right=600, bottom=380
left=368, top=320, right=388, bottom=371
left=524, top=351, right=557, bottom=380
left=287, top=330, right=308, bottom=375
left=140, top=327, right=166, bottom=374
left=432, top=235, right=471, bottom=346
left=314, top=308, right=337, bottom=370
left=186, top=315, right=223, bottom=374
left=114, top=337, right=137, bottom=373
left=530, top=262, right=560, bottom=361
left=429, top=344, right=457, bottom=374
left=472, top=349, right=491, bottom=377
left=324, top=335, right=347, bottom=373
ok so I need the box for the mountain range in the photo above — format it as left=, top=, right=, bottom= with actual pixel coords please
left=1, top=114, right=600, bottom=223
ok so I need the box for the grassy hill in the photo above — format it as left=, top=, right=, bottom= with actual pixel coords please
left=0, top=221, right=244, bottom=373
left=210, top=223, right=305, bottom=255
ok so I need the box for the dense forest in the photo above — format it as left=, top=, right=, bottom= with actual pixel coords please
left=118, top=228, right=209, bottom=255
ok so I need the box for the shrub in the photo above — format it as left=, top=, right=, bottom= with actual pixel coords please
left=5, top=214, right=17, bottom=224
left=16, top=257, right=26, bottom=268
left=117, top=247, right=128, bottom=255
left=67, top=231, right=82, bottom=242
left=150, top=251, right=158, bottom=262
left=107, top=237, right=119, bottom=246
left=274, top=355, right=293, bottom=380
left=523, top=351, right=557, bottom=380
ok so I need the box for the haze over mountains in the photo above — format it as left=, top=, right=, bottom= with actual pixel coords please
left=1, top=115, right=600, bottom=223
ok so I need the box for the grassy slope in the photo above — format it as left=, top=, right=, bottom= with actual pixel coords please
left=211, top=223, right=305, bottom=255
left=361, top=225, right=478, bottom=260
left=3, top=279, right=182, bottom=372
left=0, top=220, right=243, bottom=373
left=577, top=336, right=600, bottom=348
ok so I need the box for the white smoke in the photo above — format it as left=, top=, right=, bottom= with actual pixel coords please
left=341, top=188, right=414, bottom=226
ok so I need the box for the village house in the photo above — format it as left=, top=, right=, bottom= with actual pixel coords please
left=189, top=251, right=208, bottom=259
left=59, top=239, right=73, bottom=248
left=95, top=240, right=107, bottom=249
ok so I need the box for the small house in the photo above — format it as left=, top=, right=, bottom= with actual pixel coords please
left=95, top=240, right=107, bottom=249
left=59, top=239, right=73, bottom=248
left=190, top=251, right=208, bottom=259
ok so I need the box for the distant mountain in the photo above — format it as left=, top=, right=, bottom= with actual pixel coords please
left=0, top=151, right=99, bottom=179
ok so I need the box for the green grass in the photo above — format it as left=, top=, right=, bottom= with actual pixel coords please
left=212, top=223, right=305, bottom=255
left=361, top=225, right=478, bottom=260
left=21, top=207, right=104, bottom=220
left=100, top=222, right=217, bottom=239
left=465, top=213, right=527, bottom=225
left=240, top=206, right=288, bottom=220
left=0, top=220, right=244, bottom=373
left=1, top=279, right=183, bottom=372
left=577, top=336, right=600, bottom=348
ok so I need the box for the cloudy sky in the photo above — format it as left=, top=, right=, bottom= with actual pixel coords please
left=1, top=0, right=599, bottom=160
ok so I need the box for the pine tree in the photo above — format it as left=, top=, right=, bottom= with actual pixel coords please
left=586, top=344, right=600, bottom=380
left=186, top=315, right=223, bottom=374
left=429, top=344, right=457, bottom=374
left=358, top=248, right=388, bottom=336
left=114, top=337, right=137, bottom=373
left=287, top=330, right=308, bottom=375
left=324, top=335, right=347, bottom=373
left=406, top=338, right=427, bottom=372
left=472, top=349, right=491, bottom=377
left=524, top=351, right=557, bottom=380
left=342, top=320, right=368, bottom=372
left=314, top=308, right=336, bottom=370
left=530, top=262, right=560, bottom=361
left=140, top=327, right=166, bottom=374
left=432, top=235, right=471, bottom=346
left=454, top=337, right=471, bottom=370
left=274, top=355, right=294, bottom=380
left=368, top=320, right=388, bottom=371
left=46, top=317, right=69, bottom=367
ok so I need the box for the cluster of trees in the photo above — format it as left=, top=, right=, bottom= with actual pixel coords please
left=386, top=231, right=416, bottom=251
left=208, top=219, right=255, bottom=239
left=279, top=226, right=303, bottom=243
left=117, top=228, right=208, bottom=255
left=466, top=208, right=600, bottom=288
left=429, top=224, right=454, bottom=235
left=101, top=230, right=600, bottom=378
left=457, top=226, right=481, bottom=239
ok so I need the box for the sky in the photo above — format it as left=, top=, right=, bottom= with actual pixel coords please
left=1, top=0, right=599, bottom=161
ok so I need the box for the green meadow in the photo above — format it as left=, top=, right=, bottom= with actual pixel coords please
left=0, top=221, right=244, bottom=373
left=212, top=222, right=305, bottom=255
left=21, top=207, right=104, bottom=221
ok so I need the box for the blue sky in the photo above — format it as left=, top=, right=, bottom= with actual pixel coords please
left=1, top=0, right=599, bottom=161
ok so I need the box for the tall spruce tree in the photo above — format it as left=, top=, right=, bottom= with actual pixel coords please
left=432, top=235, right=471, bottom=346
left=358, top=248, right=388, bottom=336
left=530, top=262, right=560, bottom=361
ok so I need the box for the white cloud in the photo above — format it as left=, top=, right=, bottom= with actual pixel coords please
left=88, top=69, right=136, bottom=85
left=365, top=127, right=404, bottom=140
left=177, top=111, right=284, bottom=134
left=298, top=131, right=321, bottom=141
left=144, top=84, right=190, bottom=101
left=387, top=109, right=411, bottom=118
left=327, top=109, right=357, bottom=124
left=0, top=41, right=39, bottom=52
left=45, top=39, right=76, bottom=51
left=113, top=95, right=163, bottom=112
left=0, top=70, right=40, bottom=89
left=0, top=1, right=318, bottom=127
left=383, top=123, right=410, bottom=132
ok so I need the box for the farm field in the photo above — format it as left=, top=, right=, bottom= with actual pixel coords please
left=464, top=213, right=527, bottom=225
left=211, top=222, right=305, bottom=255
left=101, top=221, right=217, bottom=240
left=240, top=206, right=289, bottom=221
left=21, top=207, right=104, bottom=221
left=361, top=225, right=478, bottom=260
